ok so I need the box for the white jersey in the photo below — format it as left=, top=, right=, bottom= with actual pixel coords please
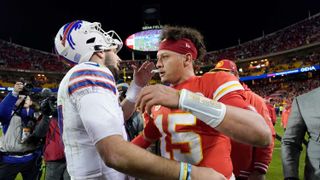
left=57, top=62, right=128, bottom=180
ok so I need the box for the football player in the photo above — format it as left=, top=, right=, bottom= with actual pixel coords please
left=211, top=59, right=275, bottom=180
left=132, top=25, right=272, bottom=179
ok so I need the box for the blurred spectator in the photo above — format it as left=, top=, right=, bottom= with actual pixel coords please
left=281, top=102, right=292, bottom=130
left=266, top=98, right=277, bottom=125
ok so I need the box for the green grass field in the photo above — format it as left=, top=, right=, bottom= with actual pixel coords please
left=4, top=117, right=306, bottom=179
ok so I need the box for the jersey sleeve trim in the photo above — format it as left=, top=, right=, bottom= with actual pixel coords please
left=68, top=79, right=116, bottom=95
left=68, top=69, right=116, bottom=96
left=253, top=162, right=268, bottom=174
left=70, top=69, right=115, bottom=82
left=213, top=80, right=244, bottom=101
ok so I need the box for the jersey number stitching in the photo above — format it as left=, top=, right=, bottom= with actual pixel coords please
left=154, top=113, right=203, bottom=164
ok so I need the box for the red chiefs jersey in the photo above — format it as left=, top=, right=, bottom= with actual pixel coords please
left=140, top=72, right=250, bottom=179
left=231, top=84, right=275, bottom=178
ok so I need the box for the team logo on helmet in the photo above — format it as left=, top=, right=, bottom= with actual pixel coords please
left=61, top=20, right=83, bottom=49
left=216, top=61, right=224, bottom=68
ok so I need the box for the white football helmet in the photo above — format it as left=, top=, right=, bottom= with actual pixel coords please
left=54, top=20, right=123, bottom=64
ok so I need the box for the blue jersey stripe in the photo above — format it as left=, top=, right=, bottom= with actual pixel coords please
left=70, top=69, right=115, bottom=82
left=57, top=105, right=64, bottom=135
left=68, top=79, right=116, bottom=95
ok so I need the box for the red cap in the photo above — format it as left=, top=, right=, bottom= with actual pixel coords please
left=212, top=59, right=238, bottom=74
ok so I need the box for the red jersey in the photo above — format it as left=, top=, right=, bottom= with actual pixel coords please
left=137, top=72, right=251, bottom=179
left=231, top=84, right=275, bottom=178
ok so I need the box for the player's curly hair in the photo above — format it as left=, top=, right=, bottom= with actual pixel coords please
left=159, top=25, right=206, bottom=61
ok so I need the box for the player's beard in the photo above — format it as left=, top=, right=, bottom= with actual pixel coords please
left=107, top=65, right=120, bottom=82
left=104, top=53, right=121, bottom=83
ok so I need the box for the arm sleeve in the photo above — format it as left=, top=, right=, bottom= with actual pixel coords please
left=218, top=90, right=251, bottom=109
left=131, top=113, right=161, bottom=148
left=142, top=113, right=162, bottom=141
left=252, top=127, right=275, bottom=173
left=0, top=92, right=18, bottom=124
left=78, top=93, right=124, bottom=145
left=131, top=134, right=152, bottom=148
left=252, top=101, right=275, bottom=174
left=252, top=138, right=274, bottom=174
left=281, top=98, right=306, bottom=178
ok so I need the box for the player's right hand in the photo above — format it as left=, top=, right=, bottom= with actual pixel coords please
left=191, top=165, right=227, bottom=180
left=136, top=84, right=180, bottom=114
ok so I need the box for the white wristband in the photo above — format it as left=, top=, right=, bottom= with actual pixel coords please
left=125, top=81, right=142, bottom=103
left=179, top=89, right=226, bottom=128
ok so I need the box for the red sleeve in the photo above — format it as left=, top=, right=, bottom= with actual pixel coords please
left=246, top=93, right=276, bottom=174
left=131, top=113, right=161, bottom=148
left=218, top=90, right=251, bottom=109
left=142, top=113, right=162, bottom=141
left=251, top=138, right=275, bottom=174
left=131, top=134, right=152, bottom=148
left=251, top=116, right=275, bottom=174
left=202, top=71, right=245, bottom=102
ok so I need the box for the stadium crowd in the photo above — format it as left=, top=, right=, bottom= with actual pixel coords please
left=205, top=13, right=320, bottom=61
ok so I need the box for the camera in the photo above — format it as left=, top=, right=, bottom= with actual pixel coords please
left=19, top=83, right=34, bottom=96
left=40, top=95, right=57, bottom=116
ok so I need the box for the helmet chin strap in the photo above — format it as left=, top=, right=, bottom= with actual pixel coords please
left=94, top=45, right=105, bottom=51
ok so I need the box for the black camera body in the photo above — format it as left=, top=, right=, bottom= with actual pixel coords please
left=40, top=95, right=57, bottom=116
left=19, top=83, right=34, bottom=96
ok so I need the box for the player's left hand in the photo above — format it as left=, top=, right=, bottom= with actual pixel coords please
left=132, top=61, right=155, bottom=87
left=136, top=84, right=180, bottom=114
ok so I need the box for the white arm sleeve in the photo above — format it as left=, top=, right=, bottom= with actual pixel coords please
left=78, top=93, right=124, bottom=144
left=179, top=89, right=227, bottom=128
left=125, top=80, right=142, bottom=103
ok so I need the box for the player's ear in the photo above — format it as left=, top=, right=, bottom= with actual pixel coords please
left=184, top=53, right=193, bottom=66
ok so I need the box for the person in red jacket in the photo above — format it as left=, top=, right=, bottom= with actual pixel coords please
left=281, top=101, right=292, bottom=130
left=211, top=59, right=275, bottom=180
left=266, top=98, right=277, bottom=126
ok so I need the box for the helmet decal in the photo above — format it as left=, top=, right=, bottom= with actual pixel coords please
left=62, top=20, right=82, bottom=49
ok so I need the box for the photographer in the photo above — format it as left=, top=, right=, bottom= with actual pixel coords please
left=0, top=79, right=42, bottom=180
left=37, top=89, right=70, bottom=180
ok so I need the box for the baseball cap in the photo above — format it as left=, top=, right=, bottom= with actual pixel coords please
left=211, top=59, right=238, bottom=74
